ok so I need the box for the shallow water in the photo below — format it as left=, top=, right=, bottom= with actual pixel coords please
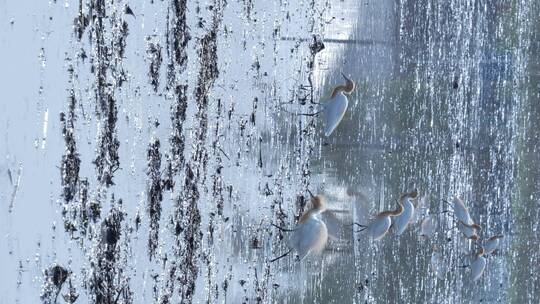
left=0, top=0, right=538, bottom=303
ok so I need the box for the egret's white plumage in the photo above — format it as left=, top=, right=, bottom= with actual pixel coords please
left=453, top=196, right=472, bottom=224
left=367, top=216, right=393, bottom=240
left=324, top=92, right=348, bottom=136
left=452, top=196, right=481, bottom=240
left=420, top=216, right=436, bottom=238
left=363, top=195, right=406, bottom=240
left=322, top=73, right=355, bottom=137
left=289, top=212, right=328, bottom=259
left=287, top=195, right=329, bottom=260
left=320, top=210, right=342, bottom=240
left=392, top=197, right=415, bottom=235
left=484, top=234, right=503, bottom=254
left=470, top=247, right=487, bottom=281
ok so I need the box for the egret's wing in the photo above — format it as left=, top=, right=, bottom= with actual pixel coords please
left=321, top=210, right=343, bottom=240
left=484, top=239, right=499, bottom=254
left=453, top=197, right=471, bottom=224
left=288, top=225, right=302, bottom=250
left=324, top=93, right=349, bottom=137
left=292, top=219, right=328, bottom=260
left=457, top=221, right=476, bottom=238
left=369, top=217, right=391, bottom=240
left=392, top=199, right=414, bottom=235
left=471, top=257, right=486, bottom=281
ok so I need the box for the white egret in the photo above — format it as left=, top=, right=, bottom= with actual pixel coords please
left=484, top=234, right=503, bottom=254
left=392, top=189, right=418, bottom=235
left=470, top=247, right=487, bottom=281
left=452, top=196, right=472, bottom=224
left=270, top=194, right=329, bottom=262
left=356, top=197, right=404, bottom=240
left=281, top=73, right=354, bottom=137
left=420, top=215, right=436, bottom=238
left=323, top=73, right=355, bottom=136
left=451, top=196, right=481, bottom=240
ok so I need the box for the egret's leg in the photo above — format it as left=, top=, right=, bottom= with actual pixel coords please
left=451, top=254, right=471, bottom=270
left=279, top=106, right=323, bottom=117
left=442, top=199, right=452, bottom=207
left=270, top=249, right=292, bottom=263
left=443, top=224, right=458, bottom=237
left=271, top=223, right=296, bottom=232
left=356, top=227, right=368, bottom=233
left=441, top=210, right=455, bottom=216
left=345, top=222, right=367, bottom=228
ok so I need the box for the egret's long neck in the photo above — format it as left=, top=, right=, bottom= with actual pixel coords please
left=330, top=78, right=355, bottom=98
left=378, top=202, right=404, bottom=217
left=331, top=85, right=347, bottom=98
left=390, top=202, right=404, bottom=216
left=299, top=208, right=322, bottom=223
left=400, top=189, right=418, bottom=202
left=299, top=210, right=311, bottom=223
left=455, top=197, right=467, bottom=211
left=460, top=220, right=481, bottom=230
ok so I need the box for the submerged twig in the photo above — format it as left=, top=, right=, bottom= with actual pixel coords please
left=8, top=163, right=22, bottom=213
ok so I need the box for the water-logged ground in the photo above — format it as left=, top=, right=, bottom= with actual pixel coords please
left=1, top=0, right=539, bottom=303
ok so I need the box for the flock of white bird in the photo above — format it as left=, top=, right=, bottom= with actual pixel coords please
left=272, top=75, right=504, bottom=283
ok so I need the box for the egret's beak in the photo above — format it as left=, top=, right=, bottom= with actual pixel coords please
left=341, top=72, right=355, bottom=93
left=307, top=189, right=315, bottom=199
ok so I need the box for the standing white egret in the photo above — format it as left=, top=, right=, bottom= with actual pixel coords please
left=451, top=196, right=481, bottom=240
left=323, top=73, right=355, bottom=136
left=452, top=196, right=472, bottom=223
left=356, top=198, right=404, bottom=240
left=270, top=194, right=329, bottom=262
left=484, top=234, right=504, bottom=254
left=420, top=215, right=436, bottom=238
left=470, top=247, right=487, bottom=281
left=392, top=189, right=418, bottom=235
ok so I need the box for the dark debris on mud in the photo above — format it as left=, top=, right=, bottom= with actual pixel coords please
left=40, top=265, right=70, bottom=304
left=147, top=38, right=163, bottom=93
left=164, top=2, right=224, bottom=303
left=89, top=199, right=133, bottom=304
left=146, top=138, right=164, bottom=260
